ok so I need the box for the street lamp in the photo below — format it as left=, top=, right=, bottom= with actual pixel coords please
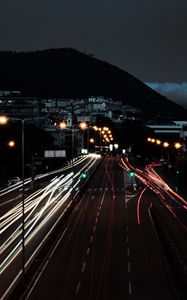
left=0, top=116, right=27, bottom=286
left=59, top=121, right=75, bottom=162
left=163, top=142, right=169, bottom=148
left=80, top=121, right=89, bottom=152
left=174, top=142, right=182, bottom=149
left=156, top=139, right=161, bottom=145
left=162, top=142, right=170, bottom=168
left=8, top=140, right=16, bottom=147
left=59, top=121, right=67, bottom=129
left=79, top=121, right=87, bottom=130
left=59, top=121, right=89, bottom=160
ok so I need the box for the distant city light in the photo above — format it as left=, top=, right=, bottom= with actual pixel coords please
left=59, top=121, right=67, bottom=129
left=80, top=121, right=87, bottom=129
left=0, top=116, right=8, bottom=124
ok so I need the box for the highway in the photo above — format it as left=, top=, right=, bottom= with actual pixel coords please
left=0, top=154, right=101, bottom=299
left=24, top=157, right=174, bottom=300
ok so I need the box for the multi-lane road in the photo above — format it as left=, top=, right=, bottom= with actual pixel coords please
left=1, top=155, right=187, bottom=299
left=0, top=155, right=101, bottom=299
left=23, top=157, right=176, bottom=300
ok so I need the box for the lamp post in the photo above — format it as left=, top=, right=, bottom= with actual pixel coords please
left=80, top=121, right=88, bottom=153
left=0, top=116, right=27, bottom=287
left=8, top=140, right=16, bottom=147
left=174, top=142, right=182, bottom=192
left=59, top=121, right=88, bottom=160
left=93, top=126, right=102, bottom=151
left=163, top=142, right=170, bottom=165
left=59, top=121, right=74, bottom=162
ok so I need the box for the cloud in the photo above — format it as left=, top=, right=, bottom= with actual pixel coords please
left=145, top=82, right=187, bottom=108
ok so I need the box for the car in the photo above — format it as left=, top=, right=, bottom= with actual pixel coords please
left=7, top=176, right=21, bottom=186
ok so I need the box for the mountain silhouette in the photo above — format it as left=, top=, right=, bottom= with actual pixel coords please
left=0, top=48, right=185, bottom=118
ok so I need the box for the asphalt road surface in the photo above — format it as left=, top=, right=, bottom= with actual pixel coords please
left=26, top=157, right=174, bottom=300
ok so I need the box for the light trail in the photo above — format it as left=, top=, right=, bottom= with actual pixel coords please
left=118, top=156, right=187, bottom=230
left=0, top=155, right=88, bottom=199
left=0, top=155, right=101, bottom=276
left=136, top=187, right=147, bottom=225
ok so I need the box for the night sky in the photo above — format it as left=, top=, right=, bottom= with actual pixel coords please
left=0, top=0, right=187, bottom=107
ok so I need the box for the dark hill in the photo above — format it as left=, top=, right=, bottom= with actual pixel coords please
left=0, top=48, right=185, bottom=118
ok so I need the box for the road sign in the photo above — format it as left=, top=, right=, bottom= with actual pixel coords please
left=44, top=150, right=66, bottom=158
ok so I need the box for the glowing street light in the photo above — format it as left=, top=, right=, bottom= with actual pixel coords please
left=80, top=121, right=87, bottom=130
left=151, top=138, right=156, bottom=143
left=163, top=142, right=169, bottom=148
left=156, top=139, right=161, bottom=145
left=93, top=126, right=98, bottom=131
left=8, top=140, right=15, bottom=147
left=80, top=121, right=89, bottom=152
left=0, top=115, right=8, bottom=124
left=0, top=115, right=26, bottom=285
left=174, top=142, right=182, bottom=149
left=59, top=121, right=67, bottom=129
left=147, top=137, right=151, bottom=142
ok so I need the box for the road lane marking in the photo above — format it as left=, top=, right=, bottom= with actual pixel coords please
left=128, top=262, right=131, bottom=273
left=90, top=235, right=93, bottom=243
left=93, top=225, right=96, bottom=232
left=125, top=200, right=127, bottom=209
left=128, top=281, right=132, bottom=294
left=86, top=248, right=90, bottom=256
left=126, top=236, right=129, bottom=244
left=95, top=218, right=98, bottom=224
left=76, top=281, right=81, bottom=294
left=127, top=247, right=130, bottom=256
left=100, top=191, right=105, bottom=206
left=126, top=226, right=129, bottom=232
left=82, top=262, right=86, bottom=273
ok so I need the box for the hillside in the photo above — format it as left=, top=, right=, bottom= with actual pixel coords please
left=0, top=48, right=185, bottom=118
